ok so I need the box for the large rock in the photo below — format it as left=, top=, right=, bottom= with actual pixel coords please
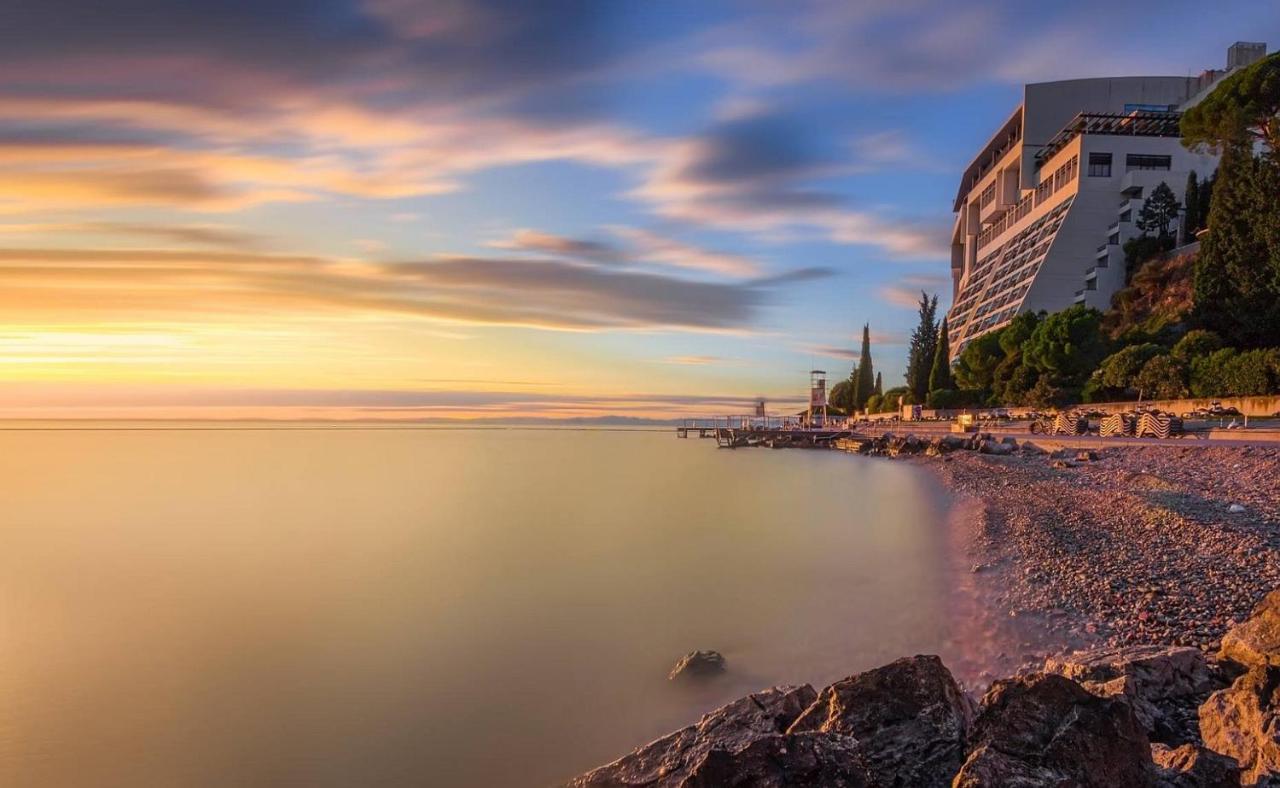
left=567, top=684, right=817, bottom=787
left=787, top=654, right=971, bottom=787
left=953, top=672, right=1154, bottom=787
left=680, top=732, right=873, bottom=787
left=1151, top=743, right=1242, bottom=788
left=1220, top=589, right=1280, bottom=670
left=1199, top=664, right=1280, bottom=786
left=1044, top=645, right=1216, bottom=740
left=668, top=650, right=726, bottom=680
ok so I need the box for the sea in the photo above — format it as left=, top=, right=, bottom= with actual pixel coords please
left=0, top=424, right=957, bottom=787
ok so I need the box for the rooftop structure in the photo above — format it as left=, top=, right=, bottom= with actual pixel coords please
left=945, top=43, right=1267, bottom=358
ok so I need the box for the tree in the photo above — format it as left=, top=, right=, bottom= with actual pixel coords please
left=1182, top=51, right=1280, bottom=154
left=1021, top=305, right=1108, bottom=395
left=1170, top=329, right=1222, bottom=363
left=905, top=292, right=939, bottom=402
left=829, top=379, right=852, bottom=413
left=853, top=323, right=875, bottom=410
left=928, top=317, right=953, bottom=393
left=1136, top=181, right=1181, bottom=239
left=1135, top=355, right=1188, bottom=400
left=954, top=330, right=1002, bottom=391
left=1096, top=343, right=1165, bottom=396
left=1193, top=149, right=1280, bottom=346
left=1182, top=171, right=1200, bottom=244
left=873, top=371, right=882, bottom=397
left=880, top=386, right=910, bottom=413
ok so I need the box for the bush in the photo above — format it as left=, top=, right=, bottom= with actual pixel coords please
left=1123, top=234, right=1175, bottom=271
left=1221, top=349, right=1280, bottom=396
left=880, top=386, right=910, bottom=413
left=1135, top=355, right=1188, bottom=400
left=1190, top=348, right=1236, bottom=397
left=1171, top=329, right=1223, bottom=363
left=864, top=394, right=883, bottom=413
left=1096, top=343, right=1165, bottom=394
left=1025, top=376, right=1069, bottom=408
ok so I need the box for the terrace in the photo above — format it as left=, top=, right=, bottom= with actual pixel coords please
left=1034, top=111, right=1182, bottom=168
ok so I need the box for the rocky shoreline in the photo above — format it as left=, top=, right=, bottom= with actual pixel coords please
left=567, top=441, right=1280, bottom=786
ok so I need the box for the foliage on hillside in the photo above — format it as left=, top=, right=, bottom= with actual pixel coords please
left=1100, top=246, right=1196, bottom=342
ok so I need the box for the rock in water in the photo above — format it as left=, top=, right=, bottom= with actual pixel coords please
left=1043, top=645, right=1216, bottom=740
left=1151, top=743, right=1241, bottom=788
left=1220, top=589, right=1280, bottom=669
left=786, top=654, right=972, bottom=788
left=668, top=650, right=726, bottom=680
left=566, top=685, right=817, bottom=787
left=953, top=673, right=1154, bottom=787
left=1198, top=664, right=1280, bottom=785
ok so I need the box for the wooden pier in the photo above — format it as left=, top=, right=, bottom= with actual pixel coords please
left=676, top=417, right=864, bottom=449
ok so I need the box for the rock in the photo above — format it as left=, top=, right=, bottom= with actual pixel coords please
left=1151, top=743, right=1242, bottom=788
left=1220, top=590, right=1280, bottom=670
left=1043, top=645, right=1216, bottom=740
left=567, top=685, right=817, bottom=787
left=1198, top=664, right=1280, bottom=786
left=953, top=673, right=1154, bottom=787
left=1019, top=441, right=1049, bottom=455
left=1050, top=459, right=1077, bottom=469
left=680, top=732, right=874, bottom=788
left=787, top=654, right=972, bottom=788
left=1077, top=450, right=1100, bottom=462
left=1229, top=503, right=1247, bottom=513
left=668, top=650, right=726, bottom=680
left=978, top=440, right=1013, bottom=456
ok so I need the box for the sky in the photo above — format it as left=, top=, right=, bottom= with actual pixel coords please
left=1, top=1, right=1276, bottom=420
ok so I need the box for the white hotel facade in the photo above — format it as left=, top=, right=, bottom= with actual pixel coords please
left=945, top=42, right=1267, bottom=358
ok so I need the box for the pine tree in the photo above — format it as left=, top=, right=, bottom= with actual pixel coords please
left=928, top=317, right=954, bottom=392
left=906, top=292, right=939, bottom=402
left=854, top=323, right=875, bottom=411
left=1182, top=171, right=1199, bottom=243
left=873, top=371, right=882, bottom=397
left=1193, top=147, right=1278, bottom=346
left=1136, top=182, right=1180, bottom=239
left=1198, top=173, right=1215, bottom=233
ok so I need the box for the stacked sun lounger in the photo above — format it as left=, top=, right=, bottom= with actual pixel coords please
left=1136, top=411, right=1183, bottom=439
left=1099, top=413, right=1136, bottom=437
left=1052, top=413, right=1088, bottom=436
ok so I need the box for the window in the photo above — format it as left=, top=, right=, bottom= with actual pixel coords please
left=1087, top=153, right=1112, bottom=177
left=1125, top=154, right=1171, bottom=171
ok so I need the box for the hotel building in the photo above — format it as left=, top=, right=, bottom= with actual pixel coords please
left=946, top=42, right=1268, bottom=357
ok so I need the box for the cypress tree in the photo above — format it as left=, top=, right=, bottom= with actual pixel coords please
left=906, top=292, right=939, bottom=402
left=873, top=371, right=882, bottom=397
left=928, top=317, right=954, bottom=392
left=1182, top=170, right=1199, bottom=243
left=854, top=323, right=875, bottom=410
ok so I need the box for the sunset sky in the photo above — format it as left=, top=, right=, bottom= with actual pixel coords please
left=3, top=1, right=1275, bottom=420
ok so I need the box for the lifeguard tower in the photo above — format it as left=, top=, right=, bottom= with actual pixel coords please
left=807, top=370, right=828, bottom=429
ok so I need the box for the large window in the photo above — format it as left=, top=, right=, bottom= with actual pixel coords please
left=1125, top=154, right=1171, bottom=171
left=1088, top=152, right=1112, bottom=177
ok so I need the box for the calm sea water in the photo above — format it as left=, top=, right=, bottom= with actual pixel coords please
left=0, top=425, right=956, bottom=787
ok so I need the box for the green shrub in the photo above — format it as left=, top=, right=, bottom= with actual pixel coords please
left=1170, top=329, right=1223, bottom=362
left=1096, top=343, right=1165, bottom=394
left=1221, top=349, right=1280, bottom=396
left=1189, top=348, right=1236, bottom=397
left=1135, top=355, right=1188, bottom=400
left=864, top=394, right=883, bottom=413
left=925, top=389, right=985, bottom=409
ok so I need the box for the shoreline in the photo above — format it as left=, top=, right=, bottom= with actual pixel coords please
left=918, top=443, right=1280, bottom=682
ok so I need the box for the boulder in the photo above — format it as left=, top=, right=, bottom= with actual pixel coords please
left=680, top=732, right=874, bottom=787
left=1019, top=441, right=1049, bottom=456
left=1198, top=664, right=1280, bottom=786
left=1077, top=450, right=1100, bottom=462
left=567, top=684, right=816, bottom=787
left=1151, top=743, right=1242, bottom=788
left=953, top=673, right=1154, bottom=787
left=669, top=650, right=726, bottom=680
left=786, top=654, right=972, bottom=788
left=1043, top=645, right=1217, bottom=740
left=978, top=440, right=1014, bottom=456
left=1220, top=589, right=1280, bottom=670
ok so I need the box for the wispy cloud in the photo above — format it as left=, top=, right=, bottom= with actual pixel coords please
left=0, top=246, right=827, bottom=333
left=878, top=274, right=950, bottom=309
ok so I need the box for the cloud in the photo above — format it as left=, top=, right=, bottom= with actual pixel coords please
left=490, top=229, right=628, bottom=265
left=878, top=274, right=950, bottom=308
left=632, top=109, right=948, bottom=259
left=662, top=355, right=726, bottom=365
left=0, top=246, right=827, bottom=333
